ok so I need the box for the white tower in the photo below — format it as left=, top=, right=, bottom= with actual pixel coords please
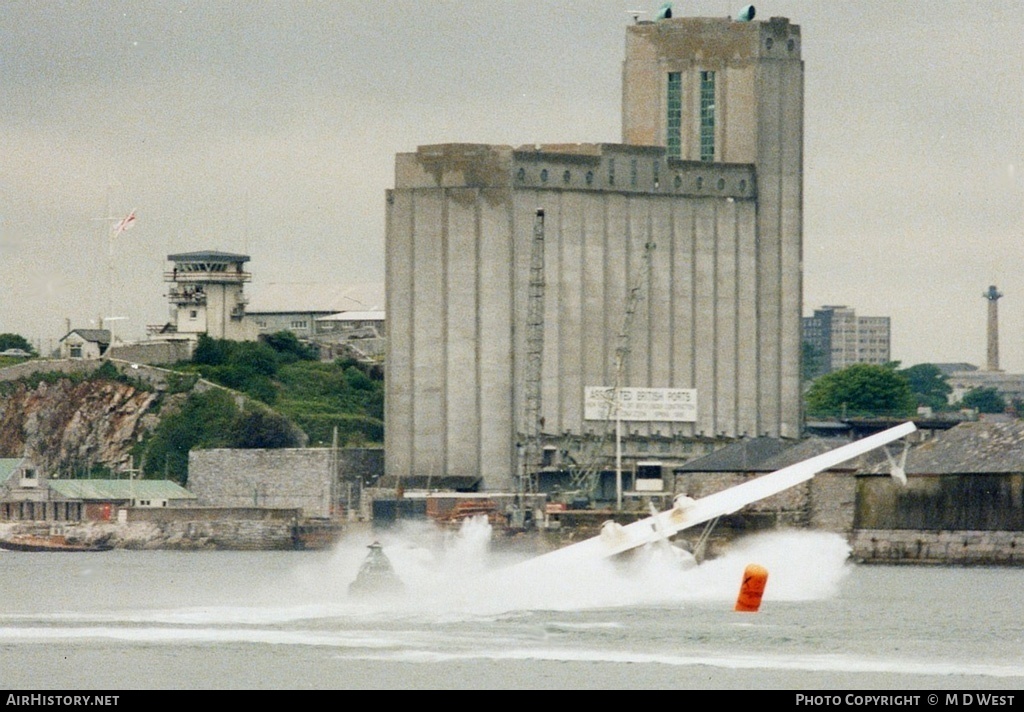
left=163, top=251, right=254, bottom=342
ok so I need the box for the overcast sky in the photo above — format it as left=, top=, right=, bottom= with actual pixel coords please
left=2, top=1, right=1022, bottom=370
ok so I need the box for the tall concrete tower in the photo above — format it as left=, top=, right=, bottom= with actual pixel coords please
left=621, top=13, right=804, bottom=436
left=384, top=13, right=805, bottom=493
left=984, top=285, right=1003, bottom=372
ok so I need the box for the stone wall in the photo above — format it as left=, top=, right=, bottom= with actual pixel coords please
left=851, top=529, right=1024, bottom=566
left=108, top=341, right=194, bottom=366
left=0, top=359, right=98, bottom=382
left=0, top=357, right=216, bottom=394
left=809, top=471, right=858, bottom=532
left=1, top=506, right=305, bottom=550
left=189, top=447, right=383, bottom=518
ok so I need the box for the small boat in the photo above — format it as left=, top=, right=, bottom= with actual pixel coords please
left=0, top=534, right=113, bottom=553
left=348, top=541, right=404, bottom=597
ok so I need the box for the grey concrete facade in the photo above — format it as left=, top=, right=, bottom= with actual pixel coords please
left=385, top=15, right=804, bottom=492
left=386, top=142, right=799, bottom=489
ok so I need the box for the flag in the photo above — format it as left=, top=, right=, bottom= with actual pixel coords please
left=112, top=209, right=136, bottom=235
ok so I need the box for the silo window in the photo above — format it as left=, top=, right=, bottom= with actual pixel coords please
left=700, top=71, right=716, bottom=162
left=666, top=72, right=682, bottom=159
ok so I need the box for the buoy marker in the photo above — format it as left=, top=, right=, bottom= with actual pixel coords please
left=735, top=563, right=768, bottom=612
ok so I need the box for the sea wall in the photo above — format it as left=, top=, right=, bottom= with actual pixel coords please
left=1, top=507, right=307, bottom=551
left=850, top=529, right=1024, bottom=566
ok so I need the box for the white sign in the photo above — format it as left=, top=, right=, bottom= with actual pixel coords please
left=584, top=387, right=698, bottom=422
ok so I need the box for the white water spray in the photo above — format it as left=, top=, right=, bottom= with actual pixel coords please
left=325, top=519, right=852, bottom=617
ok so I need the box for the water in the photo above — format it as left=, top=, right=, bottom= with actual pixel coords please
left=1, top=521, right=1021, bottom=689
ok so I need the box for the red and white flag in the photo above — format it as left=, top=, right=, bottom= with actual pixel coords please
left=112, top=209, right=137, bottom=235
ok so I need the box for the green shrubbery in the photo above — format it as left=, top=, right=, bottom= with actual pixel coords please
left=139, top=389, right=304, bottom=483
left=173, top=332, right=384, bottom=448
left=274, top=359, right=383, bottom=446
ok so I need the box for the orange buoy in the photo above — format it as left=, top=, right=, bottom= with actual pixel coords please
left=734, top=564, right=769, bottom=612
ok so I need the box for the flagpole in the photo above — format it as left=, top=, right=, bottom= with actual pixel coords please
left=106, top=207, right=136, bottom=342
left=104, top=186, right=113, bottom=326
left=108, top=204, right=114, bottom=327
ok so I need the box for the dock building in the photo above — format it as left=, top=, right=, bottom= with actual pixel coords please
left=385, top=14, right=805, bottom=493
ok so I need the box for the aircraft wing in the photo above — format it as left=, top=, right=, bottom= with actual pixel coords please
left=528, top=421, right=917, bottom=565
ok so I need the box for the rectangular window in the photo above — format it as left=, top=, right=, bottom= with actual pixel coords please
left=666, top=72, right=682, bottom=159
left=700, top=70, right=716, bottom=162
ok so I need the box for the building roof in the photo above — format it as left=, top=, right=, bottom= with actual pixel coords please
left=673, top=437, right=793, bottom=473
left=246, top=282, right=384, bottom=314
left=317, top=310, right=386, bottom=322
left=60, top=329, right=111, bottom=344
left=48, top=479, right=196, bottom=501
left=759, top=437, right=866, bottom=471
left=167, top=250, right=250, bottom=263
left=674, top=436, right=875, bottom=474
left=866, top=421, right=1024, bottom=475
left=0, top=458, right=27, bottom=482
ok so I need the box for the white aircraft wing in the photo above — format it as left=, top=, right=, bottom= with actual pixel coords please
left=528, top=421, right=917, bottom=566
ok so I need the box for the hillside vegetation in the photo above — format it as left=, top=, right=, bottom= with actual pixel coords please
left=172, top=333, right=384, bottom=448
left=0, top=332, right=383, bottom=485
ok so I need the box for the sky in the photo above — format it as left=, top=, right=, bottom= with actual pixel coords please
left=1, top=1, right=1022, bottom=370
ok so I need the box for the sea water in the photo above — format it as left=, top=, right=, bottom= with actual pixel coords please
left=0, top=520, right=1021, bottom=690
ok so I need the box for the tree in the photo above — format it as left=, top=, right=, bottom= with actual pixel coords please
left=960, top=387, right=1006, bottom=414
left=192, top=334, right=230, bottom=366
left=191, top=336, right=281, bottom=404
left=229, top=407, right=304, bottom=449
left=899, top=363, right=952, bottom=411
left=804, top=363, right=915, bottom=419
left=801, top=342, right=827, bottom=382
left=141, top=390, right=239, bottom=483
left=262, top=331, right=318, bottom=363
left=0, top=333, right=35, bottom=355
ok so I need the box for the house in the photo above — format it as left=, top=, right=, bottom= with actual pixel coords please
left=314, top=310, right=386, bottom=361
left=47, top=480, right=196, bottom=521
left=0, top=457, right=54, bottom=520
left=59, top=329, right=111, bottom=359
left=0, top=476, right=196, bottom=523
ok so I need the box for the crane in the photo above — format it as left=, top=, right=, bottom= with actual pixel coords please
left=518, top=209, right=546, bottom=497
left=568, top=241, right=656, bottom=503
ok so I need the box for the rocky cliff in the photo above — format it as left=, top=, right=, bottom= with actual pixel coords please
left=0, top=376, right=164, bottom=476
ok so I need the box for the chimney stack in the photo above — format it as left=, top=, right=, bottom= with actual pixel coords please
left=983, top=285, right=1003, bottom=372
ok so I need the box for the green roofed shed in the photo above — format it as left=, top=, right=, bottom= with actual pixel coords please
left=49, top=480, right=196, bottom=504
